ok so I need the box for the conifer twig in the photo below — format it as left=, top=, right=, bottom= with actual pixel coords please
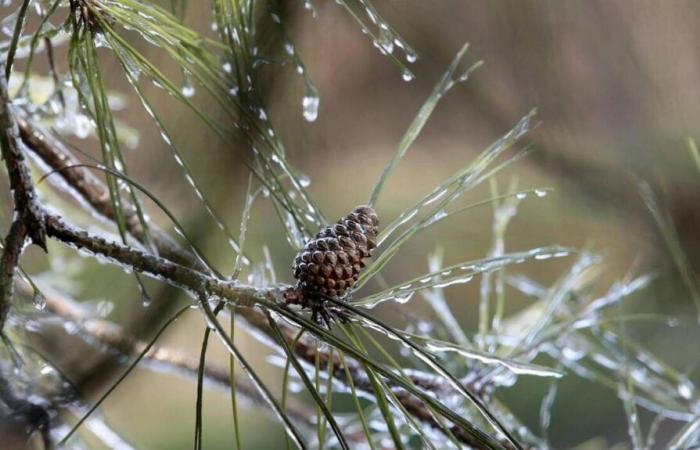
left=9, top=110, right=499, bottom=447
left=0, top=61, right=46, bottom=334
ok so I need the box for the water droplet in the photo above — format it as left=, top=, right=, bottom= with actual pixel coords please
left=562, top=345, right=586, bottom=361
left=284, top=42, right=295, bottom=56
left=94, top=33, right=109, bottom=48
left=32, top=291, right=46, bottom=311
left=516, top=192, right=528, bottom=200
left=535, top=189, right=548, bottom=198
left=401, top=69, right=415, bottom=82
left=302, top=94, right=319, bottom=122
left=181, top=84, right=195, bottom=98
left=181, top=71, right=195, bottom=98
left=95, top=300, right=114, bottom=317
left=74, top=113, right=92, bottom=139
left=678, top=379, right=695, bottom=400
left=417, top=321, right=433, bottom=333
left=375, top=23, right=394, bottom=54
left=492, top=371, right=518, bottom=387
left=141, top=287, right=151, bottom=307
left=63, top=322, right=79, bottom=335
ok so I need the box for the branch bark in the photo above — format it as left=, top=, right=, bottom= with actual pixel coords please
left=0, top=220, right=27, bottom=330
left=0, top=63, right=45, bottom=251
left=0, top=60, right=46, bottom=335
left=17, top=117, right=194, bottom=268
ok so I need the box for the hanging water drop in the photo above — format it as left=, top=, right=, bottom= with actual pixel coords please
left=284, top=42, right=295, bottom=56
left=181, top=72, right=195, bottom=98
left=32, top=291, right=46, bottom=311
left=94, top=33, right=109, bottom=48
left=181, top=84, right=195, bottom=98
left=678, top=379, right=695, bottom=400
left=376, top=23, right=394, bottom=54
left=141, top=286, right=151, bottom=307
left=401, top=69, right=415, bottom=82
left=302, top=93, right=320, bottom=122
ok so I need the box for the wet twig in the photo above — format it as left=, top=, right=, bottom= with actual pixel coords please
left=0, top=63, right=45, bottom=251
left=0, top=61, right=46, bottom=335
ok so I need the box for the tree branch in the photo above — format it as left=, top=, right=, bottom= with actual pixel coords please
left=12, top=116, right=498, bottom=446
left=0, top=60, right=47, bottom=334
left=17, top=116, right=194, bottom=268
left=0, top=62, right=45, bottom=251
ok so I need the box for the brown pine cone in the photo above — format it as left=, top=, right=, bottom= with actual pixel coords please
left=292, top=205, right=379, bottom=303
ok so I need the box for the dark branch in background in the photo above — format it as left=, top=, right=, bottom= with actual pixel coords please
left=3, top=87, right=503, bottom=446
left=0, top=365, right=52, bottom=449
left=25, top=282, right=317, bottom=432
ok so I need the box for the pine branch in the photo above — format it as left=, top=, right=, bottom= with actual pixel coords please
left=0, top=63, right=45, bottom=250
left=11, top=111, right=500, bottom=447
left=0, top=60, right=46, bottom=335
left=17, top=116, right=194, bottom=269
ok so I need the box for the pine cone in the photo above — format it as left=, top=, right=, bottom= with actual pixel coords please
left=293, top=205, right=379, bottom=300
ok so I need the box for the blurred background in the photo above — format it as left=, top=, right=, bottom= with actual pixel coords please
left=4, top=1, right=700, bottom=449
